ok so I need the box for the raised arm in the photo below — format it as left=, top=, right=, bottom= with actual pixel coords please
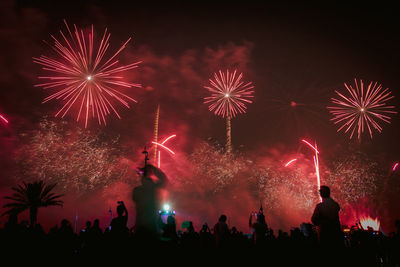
left=121, top=201, right=128, bottom=217
left=147, top=164, right=168, bottom=187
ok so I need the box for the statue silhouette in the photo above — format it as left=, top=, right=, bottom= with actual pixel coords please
left=132, top=164, right=167, bottom=239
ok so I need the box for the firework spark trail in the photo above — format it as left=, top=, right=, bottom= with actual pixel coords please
left=328, top=79, right=397, bottom=140
left=204, top=69, right=254, bottom=153
left=301, top=139, right=320, bottom=154
left=313, top=155, right=321, bottom=189
left=154, top=134, right=176, bottom=168
left=392, top=162, right=399, bottom=171
left=284, top=158, right=297, bottom=167
left=33, top=20, right=142, bottom=128
left=302, top=139, right=321, bottom=202
left=0, top=114, right=8, bottom=124
left=152, top=140, right=175, bottom=155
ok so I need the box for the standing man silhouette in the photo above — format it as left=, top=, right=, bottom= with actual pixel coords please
left=311, top=185, right=343, bottom=249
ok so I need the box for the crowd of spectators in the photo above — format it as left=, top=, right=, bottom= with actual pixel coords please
left=2, top=166, right=399, bottom=266
left=1, top=211, right=399, bottom=267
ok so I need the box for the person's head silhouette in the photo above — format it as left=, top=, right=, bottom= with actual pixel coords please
left=218, top=214, right=227, bottom=223
left=319, top=185, right=330, bottom=199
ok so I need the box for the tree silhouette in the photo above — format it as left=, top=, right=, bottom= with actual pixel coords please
left=2, top=181, right=63, bottom=227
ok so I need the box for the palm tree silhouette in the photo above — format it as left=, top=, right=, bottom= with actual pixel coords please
left=2, top=181, right=63, bottom=227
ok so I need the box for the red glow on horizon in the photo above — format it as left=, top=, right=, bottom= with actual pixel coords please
left=0, top=114, right=8, bottom=124
left=392, top=162, right=399, bottom=171
left=284, top=158, right=297, bottom=167
left=301, top=139, right=320, bottom=154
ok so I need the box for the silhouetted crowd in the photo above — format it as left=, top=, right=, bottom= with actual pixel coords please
left=1, top=212, right=400, bottom=267
left=2, top=166, right=400, bottom=266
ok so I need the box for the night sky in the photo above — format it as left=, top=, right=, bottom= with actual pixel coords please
left=1, top=0, right=399, bottom=231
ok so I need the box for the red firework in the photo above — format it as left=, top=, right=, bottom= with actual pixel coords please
left=327, top=79, right=397, bottom=140
left=0, top=113, right=8, bottom=124
left=284, top=158, right=297, bottom=167
left=151, top=134, right=176, bottom=168
left=33, top=20, right=142, bottom=128
left=204, top=69, right=254, bottom=118
left=392, top=162, right=399, bottom=172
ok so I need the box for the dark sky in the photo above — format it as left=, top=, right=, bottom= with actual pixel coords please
left=1, top=0, right=400, bottom=164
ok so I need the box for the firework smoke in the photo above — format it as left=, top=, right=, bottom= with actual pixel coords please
left=15, top=118, right=130, bottom=194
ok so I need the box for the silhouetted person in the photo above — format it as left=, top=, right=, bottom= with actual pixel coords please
left=311, top=186, right=343, bottom=250
left=110, top=201, right=128, bottom=236
left=249, top=208, right=268, bottom=246
left=80, top=220, right=92, bottom=238
left=200, top=223, right=214, bottom=248
left=213, top=214, right=230, bottom=248
left=161, top=215, right=178, bottom=242
left=395, top=219, right=400, bottom=238
left=4, top=212, right=20, bottom=236
left=132, top=164, right=167, bottom=239
left=181, top=221, right=199, bottom=248
left=56, top=219, right=76, bottom=258
left=90, top=219, right=103, bottom=238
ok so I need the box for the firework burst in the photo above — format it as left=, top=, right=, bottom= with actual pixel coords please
left=33, top=20, right=142, bottom=128
left=328, top=79, right=396, bottom=140
left=16, top=118, right=129, bottom=194
left=204, top=69, right=254, bottom=118
left=204, top=69, right=254, bottom=153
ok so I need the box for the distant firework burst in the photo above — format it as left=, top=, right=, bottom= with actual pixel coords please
left=33, top=20, right=142, bottom=128
left=204, top=69, right=254, bottom=118
left=328, top=79, right=397, bottom=140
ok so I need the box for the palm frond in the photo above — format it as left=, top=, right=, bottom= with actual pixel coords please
left=1, top=207, right=26, bottom=217
left=4, top=196, right=28, bottom=203
left=40, top=183, right=57, bottom=199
